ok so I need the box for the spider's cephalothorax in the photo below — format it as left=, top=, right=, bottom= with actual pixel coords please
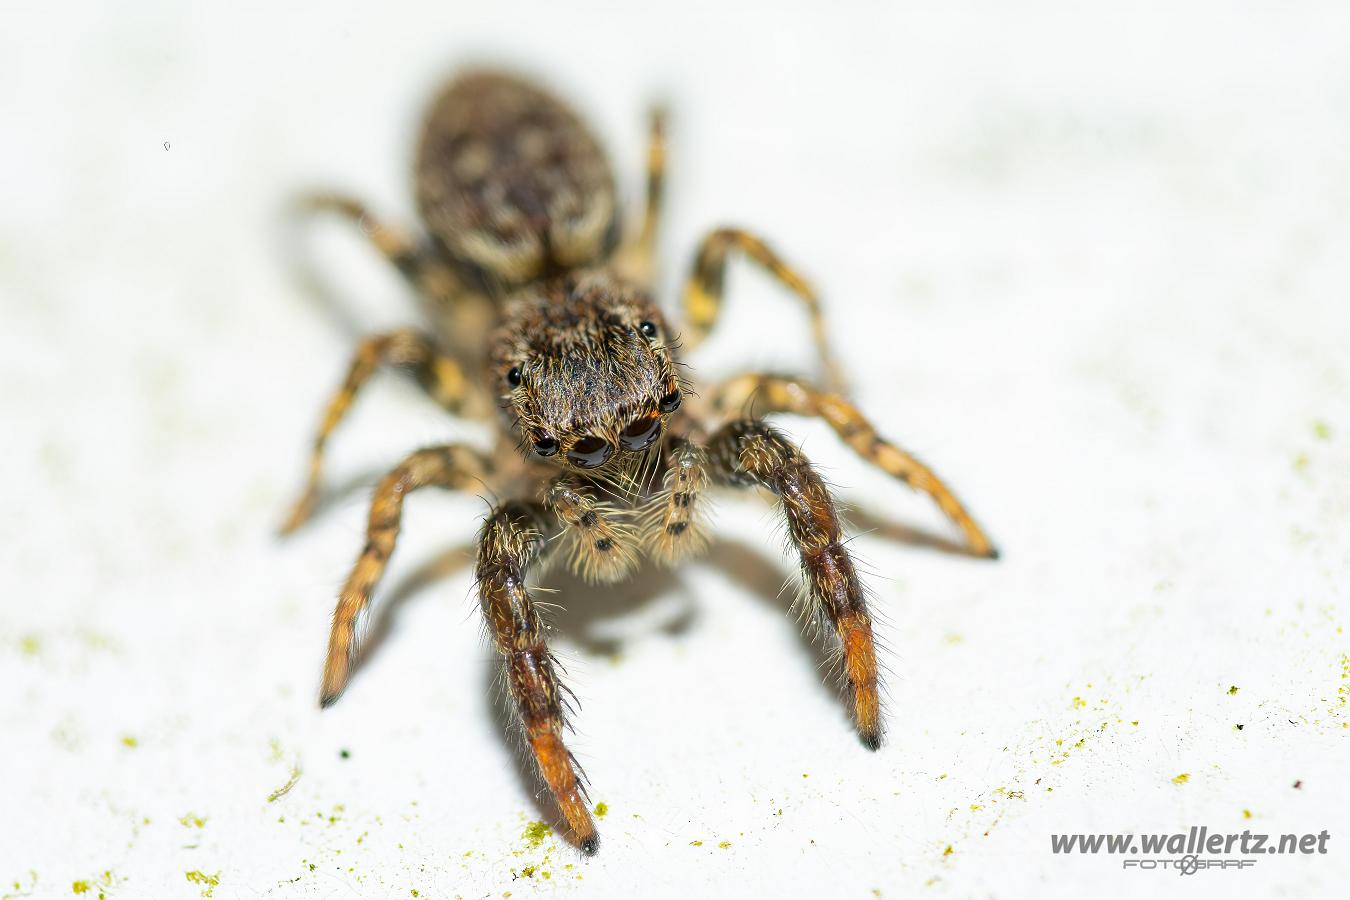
left=489, top=270, right=682, bottom=472
left=283, top=70, right=998, bottom=856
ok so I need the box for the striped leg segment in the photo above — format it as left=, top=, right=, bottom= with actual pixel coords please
left=544, top=477, right=640, bottom=583
left=711, top=373, right=998, bottom=559
left=320, top=444, right=491, bottom=707
left=281, top=327, right=471, bottom=533
left=614, top=106, right=668, bottom=288
left=683, top=228, right=842, bottom=388
left=706, top=419, right=882, bottom=748
left=298, top=193, right=464, bottom=300
left=477, top=502, right=599, bottom=853
left=640, top=437, right=710, bottom=566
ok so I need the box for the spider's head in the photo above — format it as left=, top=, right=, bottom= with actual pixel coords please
left=490, top=269, right=684, bottom=472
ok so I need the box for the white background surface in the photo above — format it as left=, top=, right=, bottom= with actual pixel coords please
left=3, top=2, right=1349, bottom=898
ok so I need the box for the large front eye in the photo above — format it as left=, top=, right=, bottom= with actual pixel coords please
left=505, top=366, right=522, bottom=388
left=619, top=413, right=662, bottom=451
left=567, top=436, right=613, bottom=469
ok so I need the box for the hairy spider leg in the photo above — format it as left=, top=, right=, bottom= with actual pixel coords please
left=281, top=328, right=474, bottom=533
left=476, top=501, right=600, bottom=854
left=705, top=419, right=882, bottom=748
left=710, top=373, right=998, bottom=559
left=639, top=437, right=710, bottom=566
left=320, top=444, right=492, bottom=706
left=613, top=106, right=667, bottom=288
left=683, top=227, right=843, bottom=389
left=545, top=476, right=641, bottom=583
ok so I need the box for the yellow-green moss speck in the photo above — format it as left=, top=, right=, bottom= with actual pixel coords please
left=185, top=870, right=220, bottom=898
left=522, top=821, right=550, bottom=848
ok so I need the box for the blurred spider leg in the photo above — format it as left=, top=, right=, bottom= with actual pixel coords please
left=640, top=437, right=710, bottom=566
left=613, top=106, right=667, bottom=288
left=280, top=328, right=475, bottom=534
left=683, top=227, right=843, bottom=388
left=710, top=373, right=998, bottom=559
left=544, top=477, right=639, bottom=583
left=298, top=193, right=464, bottom=300
left=320, top=444, right=492, bottom=706
left=477, top=501, right=600, bottom=854
left=706, top=419, right=882, bottom=748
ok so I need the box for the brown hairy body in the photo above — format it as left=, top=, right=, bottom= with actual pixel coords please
left=283, top=70, right=997, bottom=855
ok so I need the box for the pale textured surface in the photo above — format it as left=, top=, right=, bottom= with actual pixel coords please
left=3, top=3, right=1349, bottom=898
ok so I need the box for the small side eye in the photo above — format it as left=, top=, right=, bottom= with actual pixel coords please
left=533, top=436, right=559, bottom=457
left=639, top=321, right=658, bottom=338
left=658, top=389, right=682, bottom=413
left=505, top=366, right=522, bottom=388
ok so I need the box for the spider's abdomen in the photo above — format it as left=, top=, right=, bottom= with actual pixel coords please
left=416, top=71, right=619, bottom=292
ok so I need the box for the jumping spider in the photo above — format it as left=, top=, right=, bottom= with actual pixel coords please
left=283, top=70, right=997, bottom=855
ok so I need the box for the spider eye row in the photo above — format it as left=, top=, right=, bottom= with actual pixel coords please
left=504, top=320, right=661, bottom=389
left=524, top=387, right=682, bottom=466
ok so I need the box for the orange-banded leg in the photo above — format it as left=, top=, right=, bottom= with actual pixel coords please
left=544, top=477, right=640, bottom=583
left=640, top=437, right=710, bottom=566
left=299, top=193, right=463, bottom=300
left=683, top=228, right=843, bottom=389
left=320, top=444, right=492, bottom=707
left=706, top=419, right=882, bottom=749
left=280, top=328, right=472, bottom=533
left=710, top=373, right=998, bottom=559
left=476, top=501, right=599, bottom=854
left=613, top=106, right=667, bottom=289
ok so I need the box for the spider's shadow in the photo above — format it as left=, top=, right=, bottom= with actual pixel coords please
left=476, top=536, right=839, bottom=850
left=361, top=535, right=819, bottom=848
left=352, top=507, right=977, bottom=851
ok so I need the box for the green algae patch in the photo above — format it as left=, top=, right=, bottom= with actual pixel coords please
left=522, top=821, right=551, bottom=849
left=184, top=870, right=220, bottom=898
left=267, top=765, right=302, bottom=802
left=1338, top=653, right=1350, bottom=708
left=70, top=872, right=121, bottom=900
left=1172, top=773, right=1190, bottom=785
left=593, top=802, right=609, bottom=819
